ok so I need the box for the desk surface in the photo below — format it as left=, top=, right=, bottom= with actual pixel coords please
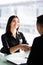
left=0, top=53, right=14, bottom=65
left=0, top=51, right=30, bottom=65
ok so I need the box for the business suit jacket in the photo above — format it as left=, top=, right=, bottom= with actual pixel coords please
left=27, top=35, right=43, bottom=65
left=1, top=31, right=28, bottom=54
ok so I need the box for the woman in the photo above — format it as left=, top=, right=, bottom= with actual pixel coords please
left=1, top=15, right=30, bottom=54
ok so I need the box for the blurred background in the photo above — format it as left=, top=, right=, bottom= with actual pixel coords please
left=0, top=0, right=43, bottom=49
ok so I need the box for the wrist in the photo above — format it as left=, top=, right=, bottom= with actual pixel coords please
left=17, top=44, right=21, bottom=49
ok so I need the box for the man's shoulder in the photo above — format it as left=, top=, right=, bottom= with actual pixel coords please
left=34, top=35, right=41, bottom=40
left=33, top=35, right=43, bottom=44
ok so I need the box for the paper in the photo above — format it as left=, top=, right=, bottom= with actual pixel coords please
left=6, top=52, right=30, bottom=64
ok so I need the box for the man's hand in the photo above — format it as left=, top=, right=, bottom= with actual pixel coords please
left=20, top=44, right=31, bottom=52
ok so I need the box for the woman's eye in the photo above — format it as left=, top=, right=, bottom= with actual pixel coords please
left=13, top=20, right=15, bottom=22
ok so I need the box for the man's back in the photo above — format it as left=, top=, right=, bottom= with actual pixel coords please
left=27, top=35, right=43, bottom=65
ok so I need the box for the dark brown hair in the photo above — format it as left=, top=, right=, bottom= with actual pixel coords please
left=6, top=15, right=19, bottom=32
left=37, top=15, right=43, bottom=27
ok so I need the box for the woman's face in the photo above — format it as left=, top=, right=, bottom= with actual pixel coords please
left=10, top=17, right=20, bottom=30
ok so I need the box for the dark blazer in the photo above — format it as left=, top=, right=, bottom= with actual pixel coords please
left=1, top=31, right=28, bottom=54
left=27, top=35, right=43, bottom=65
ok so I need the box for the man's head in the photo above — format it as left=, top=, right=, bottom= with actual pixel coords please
left=37, top=15, right=43, bottom=35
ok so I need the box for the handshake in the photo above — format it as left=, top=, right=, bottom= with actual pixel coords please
left=20, top=44, right=31, bottom=52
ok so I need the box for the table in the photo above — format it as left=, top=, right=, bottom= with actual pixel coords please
left=0, top=51, right=30, bottom=65
left=0, top=53, right=14, bottom=65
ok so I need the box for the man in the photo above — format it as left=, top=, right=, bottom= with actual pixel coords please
left=27, top=15, right=43, bottom=65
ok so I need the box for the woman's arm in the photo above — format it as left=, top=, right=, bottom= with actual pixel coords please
left=10, top=44, right=20, bottom=53
left=1, top=35, right=10, bottom=54
left=10, top=44, right=31, bottom=53
left=1, top=34, right=31, bottom=54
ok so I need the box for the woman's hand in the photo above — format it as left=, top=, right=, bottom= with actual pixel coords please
left=20, top=44, right=31, bottom=52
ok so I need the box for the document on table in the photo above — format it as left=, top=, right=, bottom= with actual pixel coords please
left=5, top=51, right=30, bottom=65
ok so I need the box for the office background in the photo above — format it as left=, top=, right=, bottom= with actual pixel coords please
left=0, top=0, right=43, bottom=49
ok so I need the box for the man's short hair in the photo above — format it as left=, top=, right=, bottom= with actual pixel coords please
left=37, top=15, right=43, bottom=26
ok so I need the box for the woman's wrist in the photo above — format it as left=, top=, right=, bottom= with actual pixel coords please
left=18, top=44, right=21, bottom=49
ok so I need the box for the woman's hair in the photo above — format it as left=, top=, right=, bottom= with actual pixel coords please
left=37, top=15, right=43, bottom=26
left=6, top=15, right=19, bottom=32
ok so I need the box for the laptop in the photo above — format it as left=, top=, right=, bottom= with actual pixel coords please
left=5, top=51, right=30, bottom=65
